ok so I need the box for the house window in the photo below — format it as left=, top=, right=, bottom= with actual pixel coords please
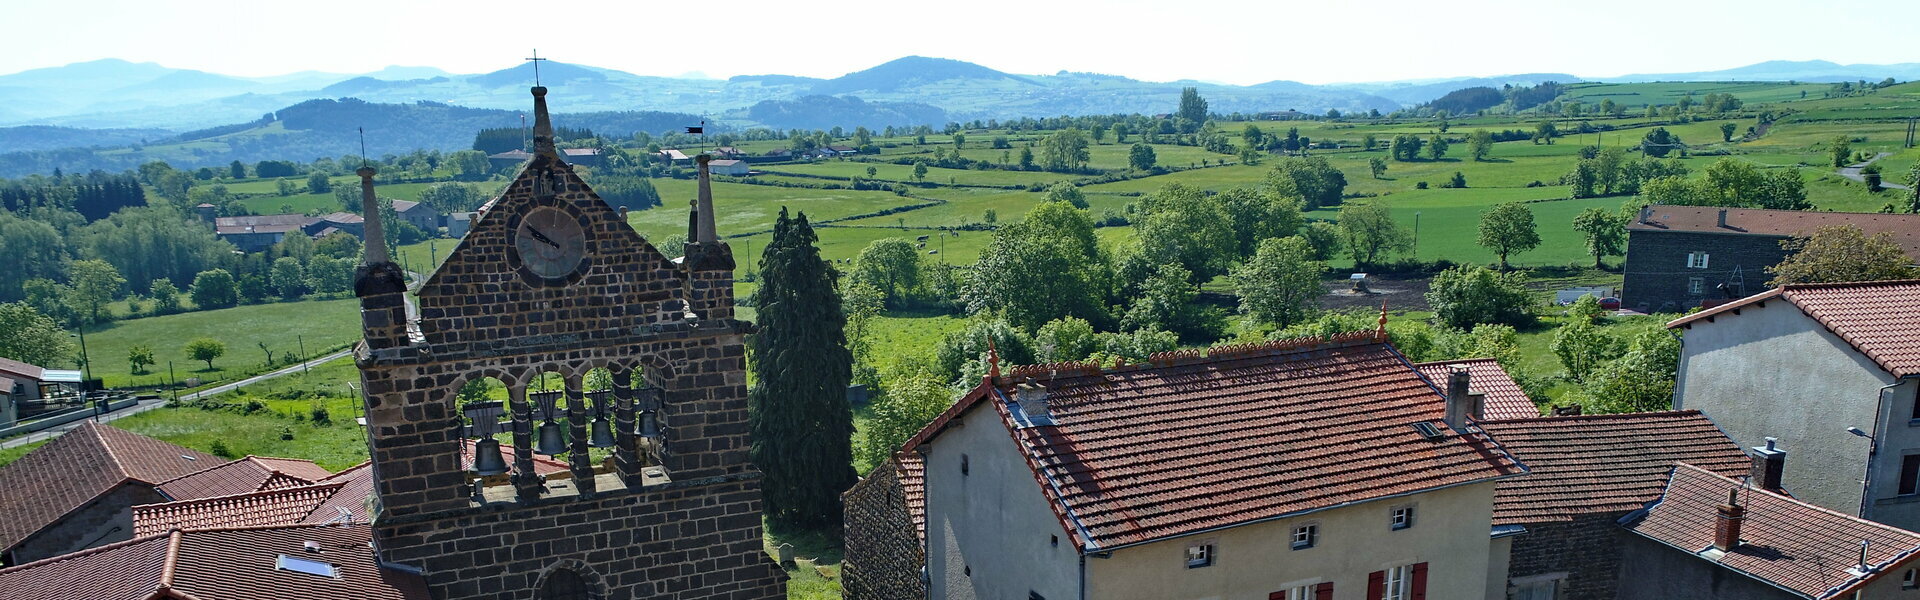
left=1390, top=505, right=1415, bottom=530
left=1687, top=251, right=1710, bottom=269
left=1510, top=573, right=1566, bottom=600
left=1383, top=564, right=1411, bottom=600
left=1688, top=277, right=1705, bottom=295
left=1292, top=524, right=1318, bottom=550
left=1904, top=568, right=1917, bottom=589
left=1185, top=542, right=1214, bottom=568
left=1900, top=455, right=1920, bottom=496
left=1280, top=584, right=1318, bottom=600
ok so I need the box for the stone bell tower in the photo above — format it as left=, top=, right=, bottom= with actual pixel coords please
left=353, top=86, right=784, bottom=599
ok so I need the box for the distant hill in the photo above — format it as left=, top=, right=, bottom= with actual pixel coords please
left=0, top=125, right=174, bottom=153
left=739, top=95, right=947, bottom=130
left=1334, top=74, right=1583, bottom=106
left=811, top=56, right=1037, bottom=95
left=1421, top=86, right=1506, bottom=114
left=1603, top=60, right=1920, bottom=83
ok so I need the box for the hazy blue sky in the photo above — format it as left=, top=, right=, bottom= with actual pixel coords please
left=7, top=0, right=1915, bottom=85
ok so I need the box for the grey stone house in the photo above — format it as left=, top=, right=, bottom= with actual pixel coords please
left=0, top=422, right=216, bottom=566
left=1620, top=205, right=1920, bottom=313
left=1671, top=279, right=1920, bottom=531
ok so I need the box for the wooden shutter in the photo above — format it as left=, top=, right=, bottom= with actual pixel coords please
left=1314, top=581, right=1335, bottom=599
left=1410, top=562, right=1429, bottom=600
left=1368, top=570, right=1386, bottom=600
left=1268, top=593, right=1286, bottom=600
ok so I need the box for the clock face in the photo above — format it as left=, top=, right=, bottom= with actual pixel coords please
left=513, top=207, right=587, bottom=280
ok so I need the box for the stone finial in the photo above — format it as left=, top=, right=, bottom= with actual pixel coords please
left=1375, top=299, right=1390, bottom=341
left=531, top=86, right=556, bottom=158
left=694, top=154, right=718, bottom=244
left=357, top=166, right=388, bottom=265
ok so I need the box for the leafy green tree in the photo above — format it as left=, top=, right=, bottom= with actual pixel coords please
left=314, top=232, right=361, bottom=260
left=747, top=208, right=858, bottom=531
left=1908, top=163, right=1920, bottom=213
left=1767, top=225, right=1920, bottom=285
left=270, top=257, right=307, bottom=299
left=1033, top=317, right=1098, bottom=363
left=856, top=370, right=953, bottom=472
left=0, top=302, right=75, bottom=368
left=1720, top=123, right=1739, bottom=142
left=1582, top=330, right=1680, bottom=413
left=933, top=318, right=1035, bottom=385
left=1568, top=294, right=1608, bottom=323
left=912, top=161, right=928, bottom=182
left=306, top=256, right=353, bottom=294
left=1426, top=265, right=1536, bottom=328
left=1265, top=156, right=1347, bottom=210
left=1551, top=320, right=1622, bottom=382
left=0, top=214, right=68, bottom=303
left=1044, top=183, right=1088, bottom=209
left=964, top=202, right=1110, bottom=330
left=849, top=238, right=924, bottom=307
left=418, top=182, right=486, bottom=214
left=1298, top=221, right=1345, bottom=261
left=1830, top=135, right=1853, bottom=168
left=1177, top=87, right=1209, bottom=123
left=1368, top=157, right=1388, bottom=179
left=1641, top=127, right=1680, bottom=158
left=229, top=160, right=247, bottom=179
left=449, top=150, right=491, bottom=178
left=1336, top=203, right=1411, bottom=266
left=65, top=259, right=125, bottom=325
left=1018, top=147, right=1035, bottom=170
left=150, top=279, right=181, bottom=314
left=952, top=133, right=965, bottom=148
left=1427, top=135, right=1449, bottom=160
left=1477, top=203, right=1541, bottom=270
left=1230, top=236, right=1326, bottom=327
left=1215, top=188, right=1303, bottom=257
left=1566, top=160, right=1599, bottom=198
left=1129, top=143, right=1157, bottom=171
left=1120, top=263, right=1223, bottom=340
left=74, top=206, right=231, bottom=293
left=1533, top=121, right=1559, bottom=144
left=186, top=337, right=226, bottom=370
left=1136, top=184, right=1237, bottom=284
left=128, top=344, right=155, bottom=374
left=1469, top=130, right=1494, bottom=161
left=1389, top=135, right=1425, bottom=161
left=1571, top=207, right=1627, bottom=268
left=1040, top=129, right=1092, bottom=171
left=190, top=269, right=238, bottom=310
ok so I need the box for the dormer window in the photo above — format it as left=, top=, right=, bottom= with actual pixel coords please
left=1185, top=541, right=1214, bottom=568
left=1390, top=505, right=1416, bottom=531
left=1292, top=524, right=1317, bottom=550
left=1687, top=252, right=1710, bottom=269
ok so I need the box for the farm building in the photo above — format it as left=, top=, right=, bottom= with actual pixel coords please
left=486, top=149, right=533, bottom=169
left=212, top=214, right=314, bottom=252
left=709, top=159, right=749, bottom=176
left=1621, top=205, right=1920, bottom=313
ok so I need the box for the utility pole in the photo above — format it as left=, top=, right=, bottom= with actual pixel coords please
left=298, top=335, right=308, bottom=375
left=1413, top=212, right=1422, bottom=260
left=168, top=361, right=177, bottom=403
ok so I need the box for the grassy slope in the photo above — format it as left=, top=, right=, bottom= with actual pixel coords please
left=81, top=297, right=361, bottom=388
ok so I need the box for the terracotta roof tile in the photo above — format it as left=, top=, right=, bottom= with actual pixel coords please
left=1627, top=205, right=1920, bottom=256
left=1669, top=279, right=1920, bottom=377
left=910, top=334, right=1526, bottom=550
left=896, top=455, right=925, bottom=543
left=1415, top=358, right=1539, bottom=420
left=1623, top=464, right=1920, bottom=599
left=133, top=484, right=345, bottom=537
left=301, top=462, right=377, bottom=525
left=1478, top=411, right=1749, bottom=525
left=156, top=456, right=332, bottom=501
left=0, top=524, right=430, bottom=600
left=0, top=357, right=45, bottom=381
left=0, top=423, right=218, bottom=552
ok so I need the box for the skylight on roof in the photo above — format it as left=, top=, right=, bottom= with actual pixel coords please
left=276, top=554, right=339, bottom=578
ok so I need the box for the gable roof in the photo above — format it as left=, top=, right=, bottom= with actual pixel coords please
left=908, top=333, right=1526, bottom=551
left=1414, top=358, right=1538, bottom=420
left=1478, top=411, right=1749, bottom=525
left=0, top=524, right=430, bottom=600
left=1623, top=463, right=1920, bottom=599
left=389, top=199, right=429, bottom=214
left=1628, top=205, right=1920, bottom=256
left=134, top=483, right=347, bottom=537
left=0, top=357, right=45, bottom=382
left=214, top=214, right=314, bottom=235
left=488, top=149, right=533, bottom=160
left=0, top=423, right=219, bottom=552
left=1668, top=279, right=1920, bottom=377
left=154, top=456, right=333, bottom=501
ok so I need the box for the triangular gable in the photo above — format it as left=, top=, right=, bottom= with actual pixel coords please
left=415, top=154, right=689, bottom=345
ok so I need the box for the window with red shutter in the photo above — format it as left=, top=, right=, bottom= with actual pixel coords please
left=1269, top=593, right=1286, bottom=600
left=1314, top=581, right=1334, bottom=599
left=1410, top=562, right=1428, bottom=600
left=1368, top=570, right=1386, bottom=600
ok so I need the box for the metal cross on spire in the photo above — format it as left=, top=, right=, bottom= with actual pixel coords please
left=358, top=127, right=368, bottom=168
left=525, top=50, right=549, bottom=86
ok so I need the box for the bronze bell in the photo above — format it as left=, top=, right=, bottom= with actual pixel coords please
left=589, top=417, right=615, bottom=448
left=640, top=411, right=661, bottom=439
left=470, top=437, right=509, bottom=476
left=535, top=421, right=568, bottom=455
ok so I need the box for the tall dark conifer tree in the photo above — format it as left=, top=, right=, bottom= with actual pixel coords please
left=748, top=208, right=857, bottom=532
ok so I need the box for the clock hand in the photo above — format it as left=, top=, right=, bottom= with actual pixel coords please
left=527, top=226, right=561, bottom=249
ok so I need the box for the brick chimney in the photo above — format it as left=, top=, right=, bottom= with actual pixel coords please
left=1445, top=366, right=1481, bottom=430
left=1751, top=437, right=1786, bottom=493
left=1017, top=378, right=1052, bottom=426
left=1714, top=486, right=1745, bottom=552
left=1638, top=205, right=1653, bottom=224
left=1717, top=208, right=1729, bottom=228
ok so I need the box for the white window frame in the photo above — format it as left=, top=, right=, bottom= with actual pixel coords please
left=1687, top=251, right=1710, bottom=269
left=1292, top=523, right=1318, bottom=550
left=1185, top=540, right=1215, bottom=569
left=1286, top=583, right=1317, bottom=600
left=1390, top=505, right=1415, bottom=531
left=1688, top=277, right=1705, bottom=295
left=1510, top=572, right=1567, bottom=600
left=1384, top=564, right=1412, bottom=600
left=1903, top=567, right=1917, bottom=589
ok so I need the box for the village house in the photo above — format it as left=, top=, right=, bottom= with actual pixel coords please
left=1670, top=279, right=1920, bottom=531
left=486, top=148, right=533, bottom=169
left=213, top=213, right=316, bottom=252
left=0, top=522, right=430, bottom=599
left=1620, top=205, right=1920, bottom=313
left=305, top=211, right=365, bottom=238
left=1477, top=410, right=1752, bottom=600
left=709, top=158, right=749, bottom=176
left=560, top=147, right=603, bottom=166
left=446, top=211, right=475, bottom=238
left=387, top=199, right=442, bottom=232
left=0, top=357, right=84, bottom=426
left=1617, top=463, right=1920, bottom=599
left=0, top=422, right=218, bottom=565
left=877, top=331, right=1526, bottom=600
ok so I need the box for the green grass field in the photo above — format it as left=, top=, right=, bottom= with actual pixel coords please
left=80, top=297, right=361, bottom=388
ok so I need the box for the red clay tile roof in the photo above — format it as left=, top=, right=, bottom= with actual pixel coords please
left=1628, top=205, right=1920, bottom=256
left=1669, top=279, right=1920, bottom=377
left=0, top=524, right=430, bottom=600
left=0, top=357, right=45, bottom=382
left=896, top=455, right=926, bottom=543
left=156, top=456, right=332, bottom=501
left=1477, top=411, right=1749, bottom=526
left=1415, top=358, right=1538, bottom=420
left=134, top=483, right=346, bottom=537
left=0, top=423, right=219, bottom=552
left=1623, top=464, right=1920, bottom=599
left=214, top=214, right=316, bottom=235
left=301, top=462, right=377, bottom=525
left=909, top=333, right=1526, bottom=551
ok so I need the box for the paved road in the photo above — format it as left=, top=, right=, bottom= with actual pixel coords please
left=1838, top=152, right=1912, bottom=190
left=1, top=349, right=355, bottom=450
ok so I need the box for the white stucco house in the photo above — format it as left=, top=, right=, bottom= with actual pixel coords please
left=1670, top=279, right=1920, bottom=530
left=903, top=331, right=1527, bottom=600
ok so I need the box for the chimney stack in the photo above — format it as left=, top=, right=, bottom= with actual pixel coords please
left=1751, top=437, right=1786, bottom=492
left=1717, top=208, right=1729, bottom=228
left=1638, top=206, right=1653, bottom=224
left=1445, top=366, right=1481, bottom=430
left=1713, top=486, right=1745, bottom=552
left=1017, top=378, right=1052, bottom=425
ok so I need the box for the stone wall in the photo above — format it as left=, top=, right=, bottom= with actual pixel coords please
left=1614, top=534, right=1799, bottom=600
left=13, top=483, right=167, bottom=564
left=1504, top=513, right=1635, bottom=600
left=1621, top=229, right=1788, bottom=313
left=842, top=460, right=925, bottom=600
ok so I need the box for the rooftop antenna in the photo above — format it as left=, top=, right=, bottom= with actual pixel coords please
left=357, top=127, right=368, bottom=168
left=525, top=49, right=547, bottom=87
